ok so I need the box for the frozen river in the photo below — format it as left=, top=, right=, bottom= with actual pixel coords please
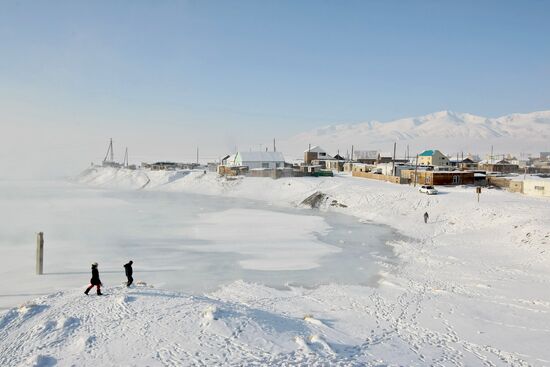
left=0, top=179, right=397, bottom=309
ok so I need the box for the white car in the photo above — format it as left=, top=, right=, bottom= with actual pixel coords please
left=419, top=185, right=438, bottom=195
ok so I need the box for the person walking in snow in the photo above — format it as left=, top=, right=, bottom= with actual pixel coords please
left=423, top=212, right=429, bottom=224
left=85, top=262, right=103, bottom=295
left=124, top=260, right=134, bottom=287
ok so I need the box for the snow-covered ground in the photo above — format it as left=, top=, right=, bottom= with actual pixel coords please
left=2, top=166, right=550, bottom=366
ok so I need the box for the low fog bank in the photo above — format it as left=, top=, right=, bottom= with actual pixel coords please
left=0, top=123, right=243, bottom=180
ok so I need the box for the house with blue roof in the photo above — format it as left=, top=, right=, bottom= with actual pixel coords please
left=418, top=149, right=450, bottom=167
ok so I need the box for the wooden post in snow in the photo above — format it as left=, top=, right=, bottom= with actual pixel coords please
left=36, top=232, right=44, bottom=275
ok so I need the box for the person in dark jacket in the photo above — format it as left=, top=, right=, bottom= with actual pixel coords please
left=85, top=262, right=103, bottom=295
left=424, top=212, right=429, bottom=224
left=124, top=260, right=134, bottom=287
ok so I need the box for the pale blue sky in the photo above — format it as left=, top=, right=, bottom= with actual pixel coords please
left=1, top=1, right=549, bottom=176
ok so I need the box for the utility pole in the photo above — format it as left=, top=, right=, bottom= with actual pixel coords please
left=490, top=145, right=494, bottom=164
left=392, top=142, right=396, bottom=176
left=124, top=147, right=128, bottom=167
left=196, top=147, right=199, bottom=164
left=414, top=154, right=419, bottom=187
left=351, top=145, right=354, bottom=162
left=273, top=138, right=276, bottom=152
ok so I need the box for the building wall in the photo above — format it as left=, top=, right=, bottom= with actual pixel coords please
left=241, top=161, right=283, bottom=169
left=352, top=171, right=406, bottom=184
left=459, top=162, right=478, bottom=170
left=508, top=181, right=523, bottom=193
left=418, top=151, right=450, bottom=166
left=523, top=180, right=550, bottom=197
left=247, top=168, right=305, bottom=179
left=326, top=160, right=344, bottom=171
left=217, top=165, right=249, bottom=176
left=344, top=163, right=372, bottom=172
left=304, top=151, right=317, bottom=164
left=434, top=151, right=451, bottom=166
left=402, top=170, right=474, bottom=185
left=417, top=156, right=432, bottom=166
left=487, top=176, right=511, bottom=188
left=479, top=163, right=519, bottom=173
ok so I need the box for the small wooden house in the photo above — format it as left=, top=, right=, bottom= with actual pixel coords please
left=401, top=170, right=474, bottom=185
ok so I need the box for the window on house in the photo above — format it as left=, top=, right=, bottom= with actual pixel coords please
left=535, top=186, right=544, bottom=191
left=262, top=163, right=269, bottom=168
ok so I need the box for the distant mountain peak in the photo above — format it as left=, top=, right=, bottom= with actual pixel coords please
left=281, top=110, right=550, bottom=157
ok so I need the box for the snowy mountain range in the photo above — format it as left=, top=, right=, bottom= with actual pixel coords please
left=280, top=110, right=550, bottom=158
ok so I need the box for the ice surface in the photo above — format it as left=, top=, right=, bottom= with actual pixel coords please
left=0, top=179, right=395, bottom=309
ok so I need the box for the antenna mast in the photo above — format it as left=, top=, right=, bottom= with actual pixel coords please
left=103, top=138, right=114, bottom=163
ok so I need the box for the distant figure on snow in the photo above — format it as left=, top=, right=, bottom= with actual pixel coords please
left=423, top=212, right=429, bottom=224
left=85, top=262, right=103, bottom=295
left=124, top=260, right=134, bottom=287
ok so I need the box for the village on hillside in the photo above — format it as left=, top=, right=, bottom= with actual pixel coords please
left=97, top=139, right=550, bottom=198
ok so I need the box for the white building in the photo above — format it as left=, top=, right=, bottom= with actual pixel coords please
left=375, top=163, right=416, bottom=176
left=225, top=151, right=285, bottom=169
left=418, top=149, right=451, bottom=167
left=523, top=178, right=550, bottom=197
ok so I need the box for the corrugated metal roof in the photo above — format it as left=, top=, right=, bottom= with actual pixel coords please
left=354, top=150, right=378, bottom=159
left=419, top=150, right=435, bottom=157
left=304, top=146, right=326, bottom=153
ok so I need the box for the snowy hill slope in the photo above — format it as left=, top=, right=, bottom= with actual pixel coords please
left=0, top=286, right=333, bottom=366
left=280, top=110, right=550, bottom=156
left=0, top=283, right=428, bottom=367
